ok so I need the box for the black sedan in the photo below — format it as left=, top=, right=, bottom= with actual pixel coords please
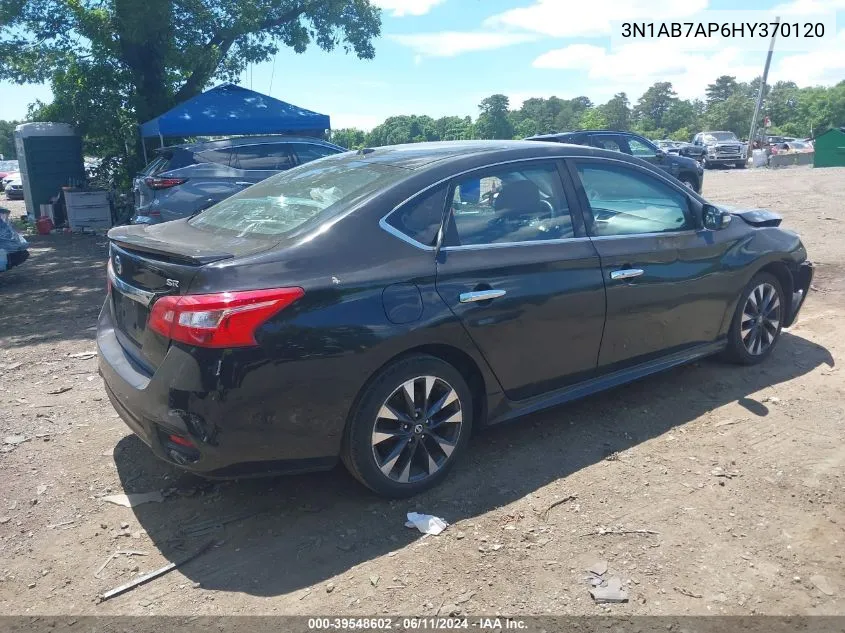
left=98, top=141, right=813, bottom=497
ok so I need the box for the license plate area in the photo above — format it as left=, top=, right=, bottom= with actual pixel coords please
left=112, top=290, right=150, bottom=347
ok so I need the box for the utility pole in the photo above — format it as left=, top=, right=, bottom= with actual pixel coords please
left=748, top=16, right=780, bottom=150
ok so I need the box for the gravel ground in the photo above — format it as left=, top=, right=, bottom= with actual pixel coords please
left=0, top=167, right=843, bottom=616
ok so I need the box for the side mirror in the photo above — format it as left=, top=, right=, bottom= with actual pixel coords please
left=703, top=204, right=732, bottom=230
left=655, top=148, right=666, bottom=159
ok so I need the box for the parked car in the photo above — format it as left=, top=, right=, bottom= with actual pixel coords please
left=527, top=131, right=704, bottom=192
left=0, top=160, right=19, bottom=192
left=4, top=174, right=23, bottom=200
left=653, top=139, right=706, bottom=164
left=772, top=141, right=814, bottom=154
left=692, top=131, right=747, bottom=168
left=99, top=140, right=813, bottom=497
left=132, top=135, right=345, bottom=224
left=0, top=213, right=29, bottom=272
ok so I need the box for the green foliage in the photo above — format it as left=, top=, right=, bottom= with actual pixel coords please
left=705, top=75, right=740, bottom=105
left=600, top=93, right=630, bottom=131
left=475, top=94, right=513, bottom=139
left=1, top=0, right=382, bottom=185
left=634, top=82, right=677, bottom=130
left=0, top=120, right=19, bottom=159
left=330, top=128, right=367, bottom=149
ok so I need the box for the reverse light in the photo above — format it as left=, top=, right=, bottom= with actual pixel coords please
left=144, top=176, right=186, bottom=190
left=148, top=287, right=304, bottom=348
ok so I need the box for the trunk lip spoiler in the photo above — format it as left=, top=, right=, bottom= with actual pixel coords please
left=109, top=236, right=234, bottom=266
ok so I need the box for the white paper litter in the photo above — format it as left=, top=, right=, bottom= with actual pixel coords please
left=103, top=491, right=165, bottom=508
left=404, top=512, right=449, bottom=535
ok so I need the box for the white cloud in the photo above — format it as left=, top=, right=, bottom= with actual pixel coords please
left=371, top=0, right=446, bottom=17
left=772, top=28, right=845, bottom=84
left=331, top=113, right=383, bottom=131
left=388, top=31, right=540, bottom=57
left=772, top=0, right=845, bottom=15
left=484, top=0, right=709, bottom=38
left=532, top=41, right=763, bottom=101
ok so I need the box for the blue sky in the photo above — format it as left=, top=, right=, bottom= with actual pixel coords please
left=1, top=0, right=843, bottom=129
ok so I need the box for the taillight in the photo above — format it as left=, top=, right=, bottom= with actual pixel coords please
left=148, top=287, right=304, bottom=348
left=144, top=176, right=186, bottom=190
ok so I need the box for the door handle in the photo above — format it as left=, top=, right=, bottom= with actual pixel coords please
left=459, top=289, right=506, bottom=303
left=610, top=268, right=644, bottom=281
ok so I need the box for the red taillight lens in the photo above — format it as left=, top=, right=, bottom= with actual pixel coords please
left=144, top=176, right=186, bottom=190
left=148, top=287, right=304, bottom=348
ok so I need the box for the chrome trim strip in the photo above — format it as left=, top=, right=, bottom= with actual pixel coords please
left=108, top=265, right=156, bottom=307
left=590, top=229, right=698, bottom=241
left=459, top=289, right=506, bottom=303
left=442, top=236, right=592, bottom=251
left=378, top=153, right=701, bottom=251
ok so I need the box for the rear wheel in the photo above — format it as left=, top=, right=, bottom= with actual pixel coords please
left=341, top=355, right=473, bottom=497
left=725, top=272, right=785, bottom=365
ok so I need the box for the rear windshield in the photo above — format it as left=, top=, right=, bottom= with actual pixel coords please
left=188, top=154, right=408, bottom=238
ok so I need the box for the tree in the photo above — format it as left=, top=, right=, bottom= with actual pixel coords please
left=577, top=108, right=608, bottom=130
left=330, top=128, right=367, bottom=149
left=434, top=116, right=473, bottom=140
left=634, top=82, right=677, bottom=130
left=1, top=0, right=382, bottom=160
left=0, top=120, right=19, bottom=159
left=600, top=93, right=631, bottom=130
left=704, top=93, right=754, bottom=136
left=662, top=99, right=698, bottom=135
left=706, top=75, right=739, bottom=105
left=366, top=115, right=439, bottom=146
left=475, top=94, right=513, bottom=139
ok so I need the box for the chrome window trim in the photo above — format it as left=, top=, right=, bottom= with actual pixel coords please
left=441, top=236, right=592, bottom=252
left=589, top=229, right=698, bottom=241
left=379, top=156, right=581, bottom=252
left=108, top=265, right=156, bottom=307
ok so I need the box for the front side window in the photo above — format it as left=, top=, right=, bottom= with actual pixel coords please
left=628, top=138, right=657, bottom=157
left=576, top=162, right=692, bottom=237
left=449, top=163, right=574, bottom=246
left=291, top=143, right=340, bottom=164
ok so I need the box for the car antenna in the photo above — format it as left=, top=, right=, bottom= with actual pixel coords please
left=357, top=148, right=375, bottom=155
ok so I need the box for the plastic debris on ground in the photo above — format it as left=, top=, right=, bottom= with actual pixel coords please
left=102, top=492, right=165, bottom=508
left=405, top=512, right=449, bottom=535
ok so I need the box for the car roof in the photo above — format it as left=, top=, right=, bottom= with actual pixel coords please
left=159, top=135, right=342, bottom=153
left=327, top=140, right=649, bottom=171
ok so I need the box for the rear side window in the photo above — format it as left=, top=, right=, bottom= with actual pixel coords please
left=291, top=143, right=340, bottom=164
left=385, top=186, right=447, bottom=246
left=195, top=149, right=232, bottom=166
left=189, top=155, right=408, bottom=238
left=231, top=144, right=295, bottom=170
left=142, top=156, right=169, bottom=176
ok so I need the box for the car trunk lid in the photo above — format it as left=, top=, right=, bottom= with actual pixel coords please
left=107, top=222, right=279, bottom=369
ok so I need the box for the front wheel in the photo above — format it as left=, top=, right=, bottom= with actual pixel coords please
left=341, top=355, right=474, bottom=497
left=735, top=160, right=747, bottom=169
left=725, top=272, right=785, bottom=365
left=679, top=176, right=696, bottom=190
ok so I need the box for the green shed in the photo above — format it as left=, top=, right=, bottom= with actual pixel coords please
left=813, top=127, right=845, bottom=168
left=14, top=122, right=86, bottom=219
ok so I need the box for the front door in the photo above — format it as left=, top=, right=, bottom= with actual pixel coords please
left=435, top=160, right=606, bottom=401
left=568, top=158, right=732, bottom=370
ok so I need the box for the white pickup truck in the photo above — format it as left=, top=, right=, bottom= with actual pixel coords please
left=692, top=131, right=748, bottom=169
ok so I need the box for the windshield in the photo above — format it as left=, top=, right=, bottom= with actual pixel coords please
left=703, top=132, right=739, bottom=143
left=189, top=154, right=408, bottom=238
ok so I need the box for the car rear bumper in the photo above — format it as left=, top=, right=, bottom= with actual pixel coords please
left=96, top=300, right=340, bottom=477
left=5, top=189, right=23, bottom=200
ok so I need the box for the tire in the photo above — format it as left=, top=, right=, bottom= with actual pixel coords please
left=702, top=156, right=713, bottom=169
left=735, top=160, right=747, bottom=169
left=679, top=176, right=696, bottom=190
left=724, top=272, right=785, bottom=365
left=341, top=354, right=474, bottom=497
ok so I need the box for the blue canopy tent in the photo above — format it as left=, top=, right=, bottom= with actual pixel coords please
left=139, top=83, right=331, bottom=161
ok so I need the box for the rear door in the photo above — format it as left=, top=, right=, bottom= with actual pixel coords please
left=568, top=157, right=733, bottom=370
left=434, top=159, right=606, bottom=401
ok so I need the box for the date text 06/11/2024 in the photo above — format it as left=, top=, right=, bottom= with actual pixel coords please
left=620, top=21, right=825, bottom=39
left=306, top=617, right=528, bottom=630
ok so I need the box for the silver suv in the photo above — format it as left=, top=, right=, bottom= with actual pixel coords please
left=692, top=131, right=747, bottom=169
left=132, top=136, right=344, bottom=224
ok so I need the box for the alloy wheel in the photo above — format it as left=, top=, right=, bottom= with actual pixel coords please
left=371, top=375, right=463, bottom=484
left=741, top=282, right=781, bottom=355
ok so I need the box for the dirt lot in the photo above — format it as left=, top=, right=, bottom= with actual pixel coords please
left=1, top=166, right=843, bottom=617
